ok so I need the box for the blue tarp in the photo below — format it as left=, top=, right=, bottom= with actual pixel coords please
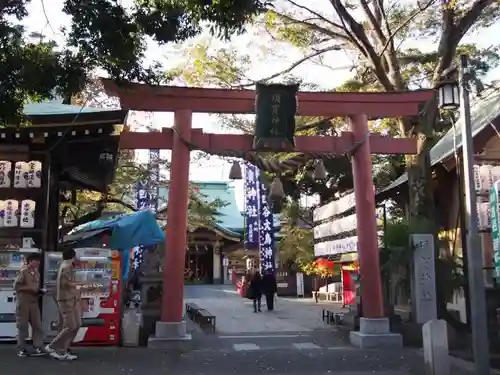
left=68, top=210, right=165, bottom=250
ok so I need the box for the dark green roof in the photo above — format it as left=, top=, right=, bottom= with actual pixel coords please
left=159, top=181, right=244, bottom=238
left=22, top=98, right=127, bottom=126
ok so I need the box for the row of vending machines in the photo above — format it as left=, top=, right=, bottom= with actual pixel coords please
left=0, top=247, right=123, bottom=346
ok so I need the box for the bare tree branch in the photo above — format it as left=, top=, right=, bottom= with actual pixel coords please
left=359, top=0, right=388, bottom=48
left=332, top=6, right=369, bottom=59
left=235, top=45, right=342, bottom=88
left=432, top=0, right=495, bottom=84
left=378, top=0, right=437, bottom=64
left=283, top=0, right=346, bottom=31
left=275, top=11, right=352, bottom=43
left=330, top=0, right=395, bottom=91
left=358, top=0, right=398, bottom=84
left=455, top=0, right=495, bottom=40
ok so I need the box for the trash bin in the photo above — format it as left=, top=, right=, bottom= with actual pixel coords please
left=121, top=309, right=141, bottom=347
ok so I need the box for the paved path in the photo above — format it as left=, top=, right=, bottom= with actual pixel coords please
left=0, top=284, right=494, bottom=374
left=184, top=284, right=346, bottom=335
left=0, top=345, right=491, bottom=375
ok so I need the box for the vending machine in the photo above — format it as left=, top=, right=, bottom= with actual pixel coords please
left=42, top=248, right=122, bottom=346
left=0, top=246, right=41, bottom=341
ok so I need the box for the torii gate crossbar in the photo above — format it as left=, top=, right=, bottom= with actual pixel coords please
left=102, top=79, right=433, bottom=346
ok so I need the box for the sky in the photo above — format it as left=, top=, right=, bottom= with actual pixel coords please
left=22, top=0, right=500, bottom=210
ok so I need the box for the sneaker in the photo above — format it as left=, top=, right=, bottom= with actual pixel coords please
left=49, top=351, right=75, bottom=361
left=65, top=351, right=78, bottom=360
left=17, top=349, right=28, bottom=357
left=47, top=347, right=64, bottom=360
left=31, top=347, right=46, bottom=356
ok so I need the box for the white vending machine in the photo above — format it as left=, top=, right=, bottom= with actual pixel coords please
left=0, top=246, right=41, bottom=341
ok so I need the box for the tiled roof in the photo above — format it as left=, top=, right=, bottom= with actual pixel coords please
left=24, top=98, right=121, bottom=116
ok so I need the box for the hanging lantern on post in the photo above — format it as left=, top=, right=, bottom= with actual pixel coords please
left=313, top=159, right=327, bottom=181
left=228, top=161, right=242, bottom=180
left=270, top=199, right=284, bottom=214
left=268, top=176, right=285, bottom=200
left=253, top=82, right=299, bottom=151
left=436, top=78, right=460, bottom=110
left=269, top=176, right=285, bottom=214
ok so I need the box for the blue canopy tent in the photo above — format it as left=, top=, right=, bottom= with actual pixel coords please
left=65, top=210, right=165, bottom=281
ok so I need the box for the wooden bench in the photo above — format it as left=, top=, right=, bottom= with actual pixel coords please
left=185, top=302, right=201, bottom=321
left=196, top=309, right=216, bottom=333
left=322, top=309, right=335, bottom=324
left=314, top=291, right=342, bottom=302
left=322, top=309, right=344, bottom=325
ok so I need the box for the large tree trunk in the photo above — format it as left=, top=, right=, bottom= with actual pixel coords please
left=406, top=98, right=468, bottom=332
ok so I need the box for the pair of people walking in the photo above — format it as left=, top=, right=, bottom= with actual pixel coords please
left=248, top=270, right=277, bottom=313
left=14, top=249, right=81, bottom=360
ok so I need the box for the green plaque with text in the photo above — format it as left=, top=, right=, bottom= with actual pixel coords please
left=253, top=82, right=298, bottom=150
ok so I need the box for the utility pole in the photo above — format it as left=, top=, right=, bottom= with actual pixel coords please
left=459, top=54, right=491, bottom=374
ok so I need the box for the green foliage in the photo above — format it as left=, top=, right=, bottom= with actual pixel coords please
left=186, top=186, right=229, bottom=230
left=0, top=26, right=86, bottom=125
left=176, top=44, right=251, bottom=87
left=380, top=219, right=412, bottom=279
left=61, top=148, right=227, bottom=229
left=380, top=219, right=465, bottom=305
left=0, top=0, right=269, bottom=123
left=277, top=201, right=314, bottom=270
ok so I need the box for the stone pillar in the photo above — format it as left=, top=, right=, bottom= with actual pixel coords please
left=150, top=109, right=192, bottom=346
left=423, top=320, right=450, bottom=375
left=213, top=249, right=221, bottom=284
left=348, top=114, right=402, bottom=348
left=223, top=255, right=230, bottom=284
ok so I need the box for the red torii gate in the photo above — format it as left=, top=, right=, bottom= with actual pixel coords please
left=102, top=80, right=433, bottom=346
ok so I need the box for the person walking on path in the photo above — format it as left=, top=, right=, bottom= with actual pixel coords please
left=248, top=270, right=262, bottom=313
left=45, top=249, right=81, bottom=361
left=262, top=271, right=277, bottom=311
left=13, top=252, right=46, bottom=357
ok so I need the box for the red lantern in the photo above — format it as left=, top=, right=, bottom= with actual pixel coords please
left=315, top=258, right=335, bottom=272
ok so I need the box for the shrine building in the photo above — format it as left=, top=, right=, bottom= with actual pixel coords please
left=158, top=181, right=261, bottom=284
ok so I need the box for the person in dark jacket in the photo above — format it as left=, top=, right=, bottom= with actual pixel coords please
left=248, top=271, right=262, bottom=312
left=262, top=272, right=277, bottom=311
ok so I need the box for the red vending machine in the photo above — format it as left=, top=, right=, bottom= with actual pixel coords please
left=43, top=248, right=122, bottom=346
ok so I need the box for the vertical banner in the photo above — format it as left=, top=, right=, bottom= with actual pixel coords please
left=244, top=163, right=260, bottom=249
left=134, top=149, right=160, bottom=269
left=147, top=149, right=160, bottom=212
left=135, top=180, right=148, bottom=211
left=259, top=182, right=275, bottom=274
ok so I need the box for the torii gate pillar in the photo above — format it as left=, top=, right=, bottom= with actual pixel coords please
left=349, top=114, right=402, bottom=348
left=150, top=109, right=193, bottom=344
left=350, top=114, right=384, bottom=318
